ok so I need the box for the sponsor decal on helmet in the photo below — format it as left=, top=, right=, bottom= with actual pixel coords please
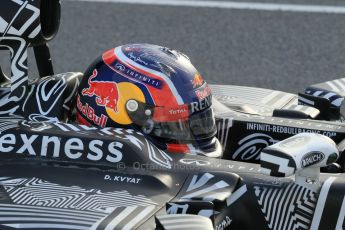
left=76, top=96, right=108, bottom=127
left=0, top=133, right=123, bottom=163
left=113, top=61, right=163, bottom=89
left=82, top=69, right=120, bottom=113
left=127, top=52, right=149, bottom=66
left=169, top=108, right=188, bottom=116
left=301, top=151, right=325, bottom=168
left=190, top=95, right=212, bottom=113
left=105, top=82, right=146, bottom=125
left=192, top=73, right=204, bottom=88
left=196, top=85, right=212, bottom=100
left=153, top=104, right=189, bottom=122
left=124, top=46, right=142, bottom=52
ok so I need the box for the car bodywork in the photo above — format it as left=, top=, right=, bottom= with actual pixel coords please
left=0, top=1, right=344, bottom=230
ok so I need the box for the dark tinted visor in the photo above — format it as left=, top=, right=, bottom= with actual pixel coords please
left=149, top=107, right=217, bottom=142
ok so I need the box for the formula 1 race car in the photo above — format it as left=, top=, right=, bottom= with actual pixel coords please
left=0, top=1, right=345, bottom=230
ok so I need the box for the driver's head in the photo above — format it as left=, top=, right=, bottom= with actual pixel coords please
left=76, top=44, right=221, bottom=155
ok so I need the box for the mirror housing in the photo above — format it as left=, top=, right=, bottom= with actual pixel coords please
left=260, top=133, right=339, bottom=191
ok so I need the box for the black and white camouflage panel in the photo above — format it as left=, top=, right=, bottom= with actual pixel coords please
left=0, top=0, right=60, bottom=96
left=0, top=117, right=342, bottom=229
left=260, top=149, right=297, bottom=177
left=307, top=78, right=345, bottom=98
left=0, top=176, right=158, bottom=229
left=211, top=83, right=345, bottom=164
left=210, top=84, right=298, bottom=117
left=155, top=214, right=213, bottom=230
left=0, top=72, right=81, bottom=121
left=310, top=176, right=345, bottom=230
left=254, top=182, right=317, bottom=230
left=300, top=78, right=345, bottom=119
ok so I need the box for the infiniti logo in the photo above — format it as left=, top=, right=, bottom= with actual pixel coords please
left=115, top=63, right=125, bottom=71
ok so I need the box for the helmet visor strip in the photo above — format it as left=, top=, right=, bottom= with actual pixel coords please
left=126, top=101, right=217, bottom=142
left=151, top=107, right=217, bottom=141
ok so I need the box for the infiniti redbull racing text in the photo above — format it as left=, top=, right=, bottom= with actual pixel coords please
left=0, top=133, right=123, bottom=163
left=82, top=69, right=120, bottom=112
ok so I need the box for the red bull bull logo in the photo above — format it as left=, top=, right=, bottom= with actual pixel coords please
left=82, top=69, right=120, bottom=112
left=192, top=73, right=204, bottom=88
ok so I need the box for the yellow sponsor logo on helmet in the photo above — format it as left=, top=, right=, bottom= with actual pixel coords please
left=106, top=82, right=146, bottom=125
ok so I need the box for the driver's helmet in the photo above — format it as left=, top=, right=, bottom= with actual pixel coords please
left=76, top=44, right=221, bottom=156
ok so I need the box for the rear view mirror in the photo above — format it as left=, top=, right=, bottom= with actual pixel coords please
left=260, top=133, right=339, bottom=191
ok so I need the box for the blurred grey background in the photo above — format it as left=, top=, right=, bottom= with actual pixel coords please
left=2, top=0, right=345, bottom=93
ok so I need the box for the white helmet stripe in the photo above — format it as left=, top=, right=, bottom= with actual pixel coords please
left=114, top=47, right=184, bottom=105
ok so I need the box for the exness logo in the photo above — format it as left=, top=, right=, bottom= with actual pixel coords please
left=0, top=133, right=123, bottom=163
